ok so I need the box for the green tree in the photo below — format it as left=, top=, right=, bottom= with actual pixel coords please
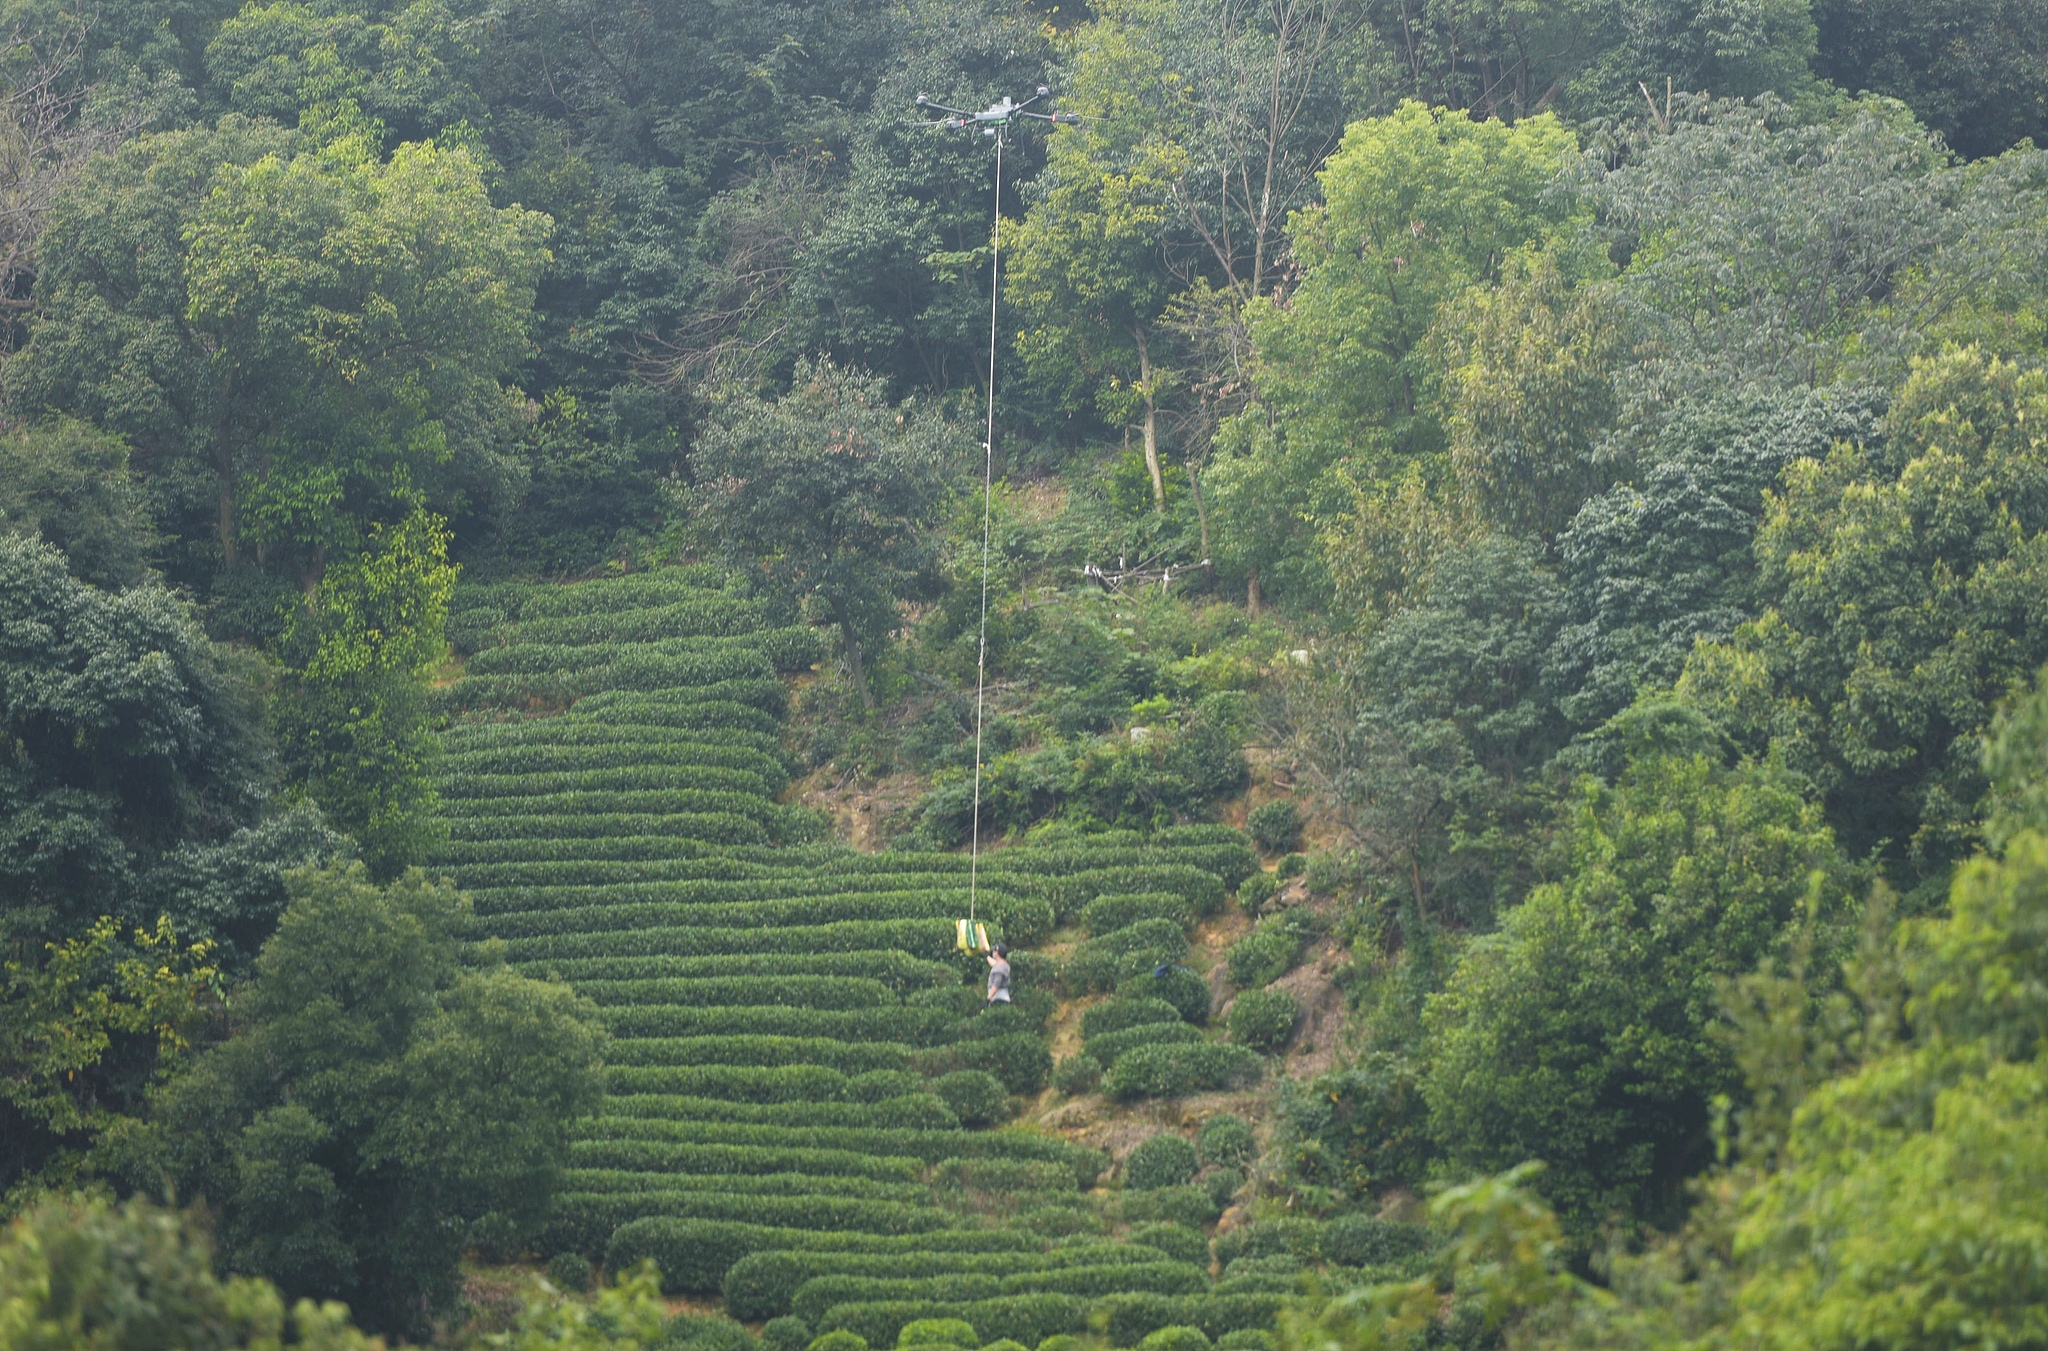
left=17, top=122, right=550, bottom=589
left=1681, top=347, right=2048, bottom=876
left=489, top=1263, right=670, bottom=1351
left=687, top=359, right=957, bottom=707
left=121, top=864, right=606, bottom=1340
left=1, top=917, right=218, bottom=1202
left=1815, top=0, right=2048, bottom=159
left=1421, top=738, right=1859, bottom=1239
left=1547, top=387, right=1885, bottom=731
left=1313, top=536, right=1566, bottom=928
left=1446, top=671, right=2048, bottom=1351
left=0, top=419, right=156, bottom=589
left=1206, top=102, right=1580, bottom=606
left=0, top=1193, right=383, bottom=1351
left=276, top=507, right=456, bottom=878
left=1008, top=1, right=1187, bottom=511
left=0, top=534, right=263, bottom=947
left=1599, top=96, right=2048, bottom=396
left=1436, top=244, right=1628, bottom=539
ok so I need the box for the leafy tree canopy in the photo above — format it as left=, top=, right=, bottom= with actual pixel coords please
left=1420, top=739, right=1859, bottom=1239
left=117, top=864, right=606, bottom=1339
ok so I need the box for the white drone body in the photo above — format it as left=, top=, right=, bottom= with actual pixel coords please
left=915, top=85, right=1080, bottom=136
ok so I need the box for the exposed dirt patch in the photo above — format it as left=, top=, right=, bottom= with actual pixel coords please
left=796, top=766, right=925, bottom=850
left=1275, top=940, right=1352, bottom=1078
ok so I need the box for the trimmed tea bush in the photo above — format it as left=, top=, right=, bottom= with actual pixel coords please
left=942, top=1033, right=1052, bottom=1095
left=1084, top=1020, right=1204, bottom=1067
left=1128, top=1224, right=1206, bottom=1266
left=898, top=1318, right=979, bottom=1347
left=1079, top=893, right=1190, bottom=936
left=1137, top=1327, right=1211, bottom=1351
left=933, top=1071, right=1009, bottom=1128
left=1103, top=1044, right=1261, bottom=1100
left=1065, top=919, right=1190, bottom=993
left=1051, top=1054, right=1102, bottom=1096
left=1245, top=801, right=1301, bottom=855
left=1216, top=1334, right=1274, bottom=1351
left=1319, top=1214, right=1435, bottom=1268
left=547, top=1251, right=592, bottom=1291
left=811, top=1334, right=870, bottom=1351
left=1224, top=912, right=1315, bottom=990
left=1094, top=1294, right=1285, bottom=1346
left=1080, top=998, right=1183, bottom=1041
left=1114, top=1185, right=1220, bottom=1229
left=1124, top=1134, right=1199, bottom=1191
left=1195, top=1115, right=1254, bottom=1168
left=768, top=1318, right=815, bottom=1351
left=1119, top=969, right=1209, bottom=1025
left=1226, top=989, right=1300, bottom=1053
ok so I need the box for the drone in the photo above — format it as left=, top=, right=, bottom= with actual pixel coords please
left=914, top=85, right=1081, bottom=137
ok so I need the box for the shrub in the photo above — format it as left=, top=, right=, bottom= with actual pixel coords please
left=726, top=1251, right=810, bottom=1320
left=1224, top=913, right=1314, bottom=990
left=1080, top=998, right=1183, bottom=1041
left=1080, top=893, right=1191, bottom=936
left=1210, top=1220, right=1322, bottom=1268
left=1246, top=801, right=1302, bottom=855
left=1216, top=1332, right=1276, bottom=1351
left=1084, top=1021, right=1204, bottom=1067
left=546, top=1251, right=592, bottom=1292
left=1120, top=968, right=1209, bottom=1025
left=1227, top=989, right=1300, bottom=1053
left=811, top=1334, right=871, bottom=1351
left=768, top=1318, right=816, bottom=1351
left=1203, top=1167, right=1245, bottom=1208
left=982, top=1342, right=1029, bottom=1351
left=1127, top=1224, right=1208, bottom=1266
left=848, top=1070, right=927, bottom=1102
left=1138, top=1327, right=1212, bottom=1351
left=1038, top=1338, right=1086, bottom=1351
left=798, top=1278, right=1001, bottom=1326
left=1196, top=1115, right=1254, bottom=1168
left=945, top=1034, right=1052, bottom=1095
left=1319, top=1215, right=1436, bottom=1268
left=1052, top=1054, right=1102, bottom=1096
left=1094, top=1294, right=1285, bottom=1346
left=1235, top=872, right=1277, bottom=913
left=1114, top=1185, right=1221, bottom=1229
left=1275, top=854, right=1305, bottom=879
left=606, top=1221, right=1033, bottom=1294
left=934, top=1070, right=1010, bottom=1127
left=898, top=1318, right=979, bottom=1348
left=912, top=985, right=988, bottom=1017
left=1103, top=1044, right=1260, bottom=1100
left=1124, top=1134, right=1200, bottom=1190
left=1065, top=919, right=1190, bottom=993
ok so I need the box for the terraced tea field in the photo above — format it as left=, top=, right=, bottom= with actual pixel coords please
left=433, top=568, right=1312, bottom=1347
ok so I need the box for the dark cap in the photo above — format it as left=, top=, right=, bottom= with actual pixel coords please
left=992, top=943, right=1009, bottom=957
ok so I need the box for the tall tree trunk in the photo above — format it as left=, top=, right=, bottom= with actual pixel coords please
left=840, top=618, right=873, bottom=711
left=1247, top=570, right=1262, bottom=617
left=1134, top=326, right=1164, bottom=512
left=1187, top=461, right=1213, bottom=580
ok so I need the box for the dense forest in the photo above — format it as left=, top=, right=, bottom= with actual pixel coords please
left=5, top=0, right=2048, bottom=1347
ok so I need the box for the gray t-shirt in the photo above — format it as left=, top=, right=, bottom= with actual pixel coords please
left=985, top=957, right=1012, bottom=1003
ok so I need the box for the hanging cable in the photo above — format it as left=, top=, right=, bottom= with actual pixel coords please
left=909, top=85, right=1077, bottom=945
left=967, top=129, right=1002, bottom=931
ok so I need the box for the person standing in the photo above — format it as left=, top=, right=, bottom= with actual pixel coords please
left=985, top=943, right=1012, bottom=1005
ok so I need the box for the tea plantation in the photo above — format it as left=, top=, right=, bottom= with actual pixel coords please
left=429, top=568, right=1356, bottom=1348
